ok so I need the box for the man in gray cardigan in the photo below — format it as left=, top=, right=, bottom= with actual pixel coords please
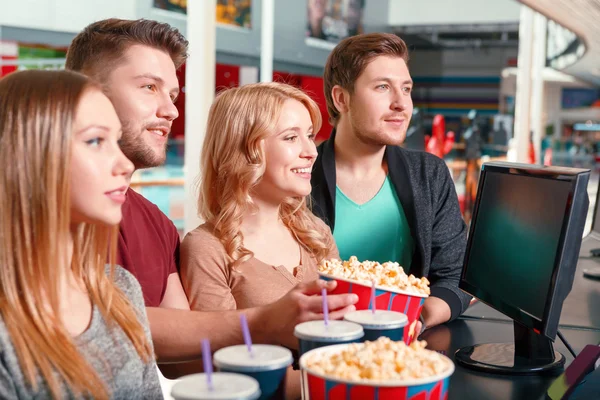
left=311, top=32, right=472, bottom=335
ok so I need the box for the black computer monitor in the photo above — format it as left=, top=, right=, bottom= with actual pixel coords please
left=456, top=162, right=590, bottom=375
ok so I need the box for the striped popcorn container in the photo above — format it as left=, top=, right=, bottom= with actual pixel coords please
left=300, top=344, right=454, bottom=400
left=318, top=273, right=427, bottom=344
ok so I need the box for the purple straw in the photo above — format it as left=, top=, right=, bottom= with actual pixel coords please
left=322, top=288, right=329, bottom=326
left=240, top=314, right=254, bottom=357
left=371, top=280, right=376, bottom=314
left=201, top=339, right=213, bottom=391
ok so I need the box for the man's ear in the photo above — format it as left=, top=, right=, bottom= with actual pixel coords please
left=331, top=85, right=350, bottom=115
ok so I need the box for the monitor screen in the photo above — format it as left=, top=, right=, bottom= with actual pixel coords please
left=462, top=170, right=572, bottom=321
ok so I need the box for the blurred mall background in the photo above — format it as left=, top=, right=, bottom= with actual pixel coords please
left=1, top=0, right=599, bottom=236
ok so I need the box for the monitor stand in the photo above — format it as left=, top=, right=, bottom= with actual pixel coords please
left=583, top=266, right=600, bottom=280
left=455, top=321, right=565, bottom=375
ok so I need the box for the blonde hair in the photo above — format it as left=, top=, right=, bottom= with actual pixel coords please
left=0, top=70, right=153, bottom=399
left=200, top=82, right=334, bottom=268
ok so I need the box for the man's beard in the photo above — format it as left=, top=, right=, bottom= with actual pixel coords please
left=348, top=104, right=408, bottom=147
left=349, top=114, right=406, bottom=148
left=119, top=120, right=168, bottom=170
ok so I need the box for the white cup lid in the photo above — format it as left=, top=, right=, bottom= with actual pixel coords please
left=213, top=344, right=293, bottom=372
left=343, top=310, right=408, bottom=329
left=294, top=320, right=364, bottom=342
left=171, top=372, right=260, bottom=400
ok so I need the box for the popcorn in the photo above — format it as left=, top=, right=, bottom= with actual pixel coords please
left=304, top=337, right=450, bottom=382
left=319, top=256, right=430, bottom=296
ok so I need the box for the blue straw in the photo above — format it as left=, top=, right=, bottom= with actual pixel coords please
left=240, top=314, right=254, bottom=357
left=201, top=339, right=213, bottom=391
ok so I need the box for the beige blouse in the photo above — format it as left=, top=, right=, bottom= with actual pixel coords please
left=180, top=221, right=340, bottom=311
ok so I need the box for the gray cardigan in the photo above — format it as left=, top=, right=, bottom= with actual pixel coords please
left=311, top=131, right=472, bottom=320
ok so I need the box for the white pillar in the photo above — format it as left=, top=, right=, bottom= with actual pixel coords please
left=512, top=6, right=534, bottom=163
left=240, top=66, right=259, bottom=86
left=530, top=13, right=547, bottom=164
left=260, top=0, right=274, bottom=82
left=183, top=0, right=216, bottom=234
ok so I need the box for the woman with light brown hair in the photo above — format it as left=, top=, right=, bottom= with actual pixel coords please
left=0, top=70, right=161, bottom=399
left=180, top=82, right=340, bottom=399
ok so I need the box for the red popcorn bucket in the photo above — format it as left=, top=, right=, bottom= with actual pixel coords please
left=300, top=343, right=454, bottom=400
left=319, top=273, right=427, bottom=344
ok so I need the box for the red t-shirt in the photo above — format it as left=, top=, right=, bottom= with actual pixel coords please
left=117, top=189, right=180, bottom=307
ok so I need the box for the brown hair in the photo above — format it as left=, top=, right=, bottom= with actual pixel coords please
left=0, top=70, right=153, bottom=399
left=200, top=82, right=334, bottom=269
left=65, top=18, right=188, bottom=82
left=324, top=33, right=410, bottom=125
